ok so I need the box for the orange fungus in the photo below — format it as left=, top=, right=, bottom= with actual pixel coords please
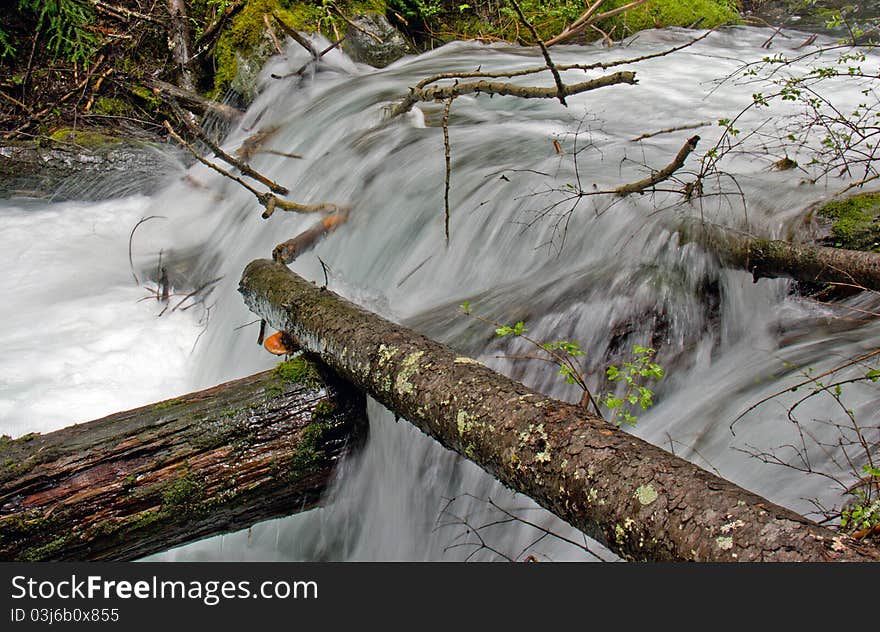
left=263, top=331, right=292, bottom=355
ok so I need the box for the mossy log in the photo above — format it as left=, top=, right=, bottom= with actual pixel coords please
left=677, top=219, right=880, bottom=292
left=239, top=259, right=880, bottom=562
left=0, top=360, right=366, bottom=561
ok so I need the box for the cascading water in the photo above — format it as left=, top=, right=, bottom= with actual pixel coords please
left=2, top=26, right=878, bottom=561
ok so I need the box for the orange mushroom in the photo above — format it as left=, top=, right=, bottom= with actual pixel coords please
left=263, top=331, right=294, bottom=356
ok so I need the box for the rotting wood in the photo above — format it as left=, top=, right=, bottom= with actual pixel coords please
left=239, top=259, right=880, bottom=562
left=676, top=219, right=880, bottom=293
left=0, top=360, right=366, bottom=561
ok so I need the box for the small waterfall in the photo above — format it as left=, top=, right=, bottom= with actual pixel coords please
left=1, top=26, right=877, bottom=561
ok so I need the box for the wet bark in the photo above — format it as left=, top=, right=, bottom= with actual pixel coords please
left=677, top=219, right=880, bottom=292
left=0, top=361, right=367, bottom=561
left=239, top=259, right=880, bottom=562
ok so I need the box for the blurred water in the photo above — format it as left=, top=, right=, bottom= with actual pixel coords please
left=1, top=26, right=878, bottom=561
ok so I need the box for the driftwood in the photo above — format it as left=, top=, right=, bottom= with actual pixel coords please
left=0, top=360, right=366, bottom=561
left=677, top=219, right=880, bottom=293
left=239, top=259, right=880, bottom=562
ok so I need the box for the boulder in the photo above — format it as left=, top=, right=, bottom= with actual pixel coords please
left=343, top=13, right=410, bottom=68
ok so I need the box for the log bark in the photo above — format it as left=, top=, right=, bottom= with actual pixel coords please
left=677, top=219, right=880, bottom=292
left=239, top=259, right=880, bottom=562
left=0, top=360, right=366, bottom=561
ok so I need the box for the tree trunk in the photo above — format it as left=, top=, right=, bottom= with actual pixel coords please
left=676, top=219, right=880, bottom=292
left=239, top=259, right=880, bottom=562
left=167, top=0, right=196, bottom=92
left=0, top=360, right=366, bottom=561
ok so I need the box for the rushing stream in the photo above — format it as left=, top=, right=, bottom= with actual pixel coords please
left=2, top=26, right=879, bottom=561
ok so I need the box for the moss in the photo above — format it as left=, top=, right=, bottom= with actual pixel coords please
left=603, top=0, right=739, bottom=35
left=92, top=96, right=131, bottom=117
left=817, top=192, right=880, bottom=252
left=153, top=398, right=184, bottom=411
left=21, top=534, right=77, bottom=562
left=313, top=400, right=337, bottom=418
left=274, top=357, right=321, bottom=388
left=422, top=0, right=739, bottom=45
left=121, top=474, right=138, bottom=492
left=161, top=473, right=204, bottom=511
left=129, top=84, right=162, bottom=111
left=213, top=0, right=387, bottom=95
left=48, top=127, right=125, bottom=150
left=287, top=421, right=329, bottom=478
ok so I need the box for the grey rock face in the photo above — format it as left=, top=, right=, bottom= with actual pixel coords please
left=343, top=13, right=411, bottom=68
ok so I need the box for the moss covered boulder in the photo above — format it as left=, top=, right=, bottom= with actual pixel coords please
left=816, top=192, right=880, bottom=252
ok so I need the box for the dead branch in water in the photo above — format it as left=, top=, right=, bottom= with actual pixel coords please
left=272, top=210, right=351, bottom=264
left=615, top=135, right=700, bottom=196
left=171, top=102, right=289, bottom=194
left=387, top=71, right=636, bottom=119
left=163, top=121, right=341, bottom=218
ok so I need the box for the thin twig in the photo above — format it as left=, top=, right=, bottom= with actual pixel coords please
left=170, top=101, right=289, bottom=194
left=163, top=121, right=338, bottom=217
left=508, top=0, right=567, bottom=106
left=128, top=216, right=166, bottom=287
left=630, top=122, right=711, bottom=142
left=442, top=98, right=453, bottom=244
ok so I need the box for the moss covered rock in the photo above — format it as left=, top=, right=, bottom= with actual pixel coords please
left=392, top=0, right=740, bottom=46
left=816, top=192, right=880, bottom=252
left=213, top=0, right=388, bottom=97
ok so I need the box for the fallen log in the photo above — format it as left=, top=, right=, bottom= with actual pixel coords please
left=239, top=259, right=880, bottom=562
left=142, top=77, right=242, bottom=121
left=677, top=219, right=880, bottom=292
left=0, top=359, right=366, bottom=561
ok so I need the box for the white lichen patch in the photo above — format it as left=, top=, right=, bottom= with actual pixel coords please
left=457, top=409, right=476, bottom=436
left=535, top=450, right=551, bottom=463
left=715, top=536, right=734, bottom=551
left=634, top=484, right=659, bottom=506
left=454, top=356, right=483, bottom=366
left=377, top=344, right=398, bottom=367
left=395, top=351, right=425, bottom=396
left=719, top=519, right=745, bottom=534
